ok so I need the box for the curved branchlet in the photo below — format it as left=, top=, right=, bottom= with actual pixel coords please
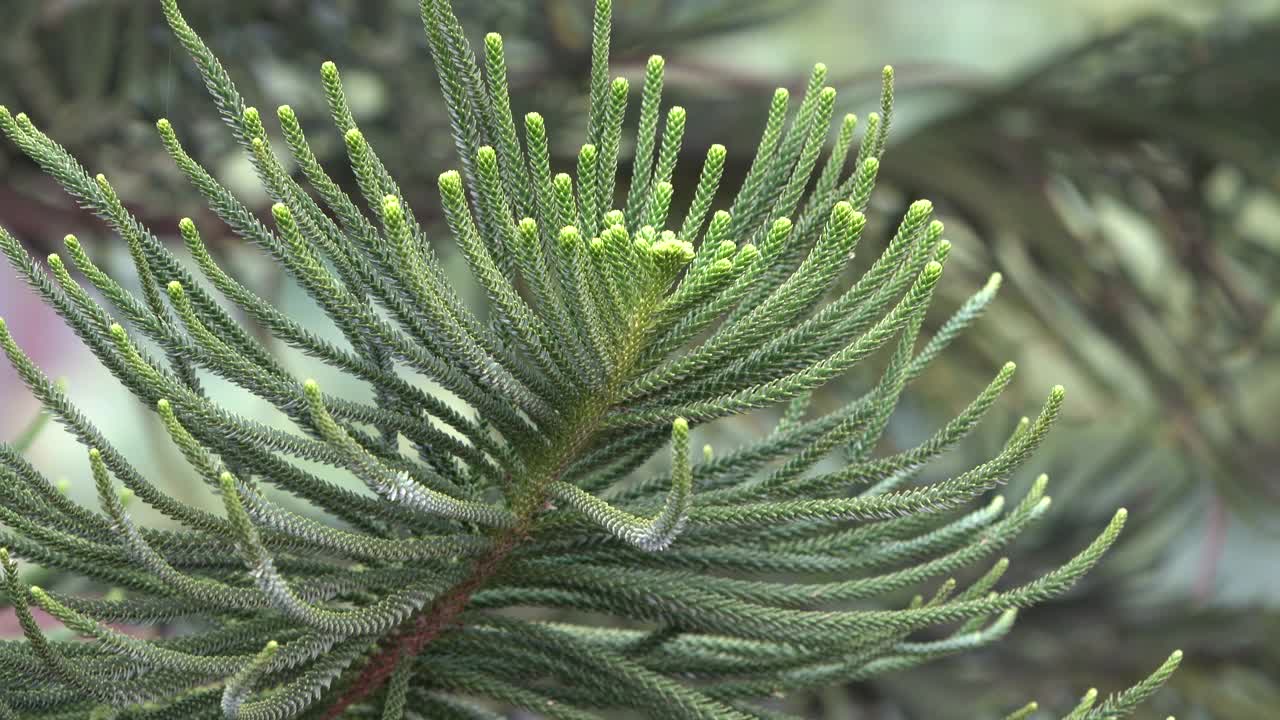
left=221, top=640, right=279, bottom=718
left=300, top=379, right=518, bottom=529
left=549, top=418, right=692, bottom=552
left=0, top=0, right=1177, bottom=717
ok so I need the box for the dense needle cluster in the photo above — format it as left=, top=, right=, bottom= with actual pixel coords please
left=0, top=0, right=1180, bottom=718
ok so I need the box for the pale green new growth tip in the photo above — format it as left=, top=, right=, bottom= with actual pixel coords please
left=0, top=0, right=1177, bottom=718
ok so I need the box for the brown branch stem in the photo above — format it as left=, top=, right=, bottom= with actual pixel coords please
left=321, top=528, right=524, bottom=719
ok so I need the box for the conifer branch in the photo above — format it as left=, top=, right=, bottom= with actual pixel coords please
left=0, top=1, right=1179, bottom=717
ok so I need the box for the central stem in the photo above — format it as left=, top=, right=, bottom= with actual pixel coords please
left=324, top=311, right=656, bottom=717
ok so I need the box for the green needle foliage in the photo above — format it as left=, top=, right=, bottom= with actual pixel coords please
left=0, top=1, right=1179, bottom=718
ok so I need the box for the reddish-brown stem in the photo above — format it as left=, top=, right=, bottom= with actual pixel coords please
left=323, top=323, right=647, bottom=716
left=321, top=530, right=523, bottom=718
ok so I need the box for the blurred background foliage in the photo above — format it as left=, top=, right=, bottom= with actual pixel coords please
left=2, top=1, right=1279, bottom=718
